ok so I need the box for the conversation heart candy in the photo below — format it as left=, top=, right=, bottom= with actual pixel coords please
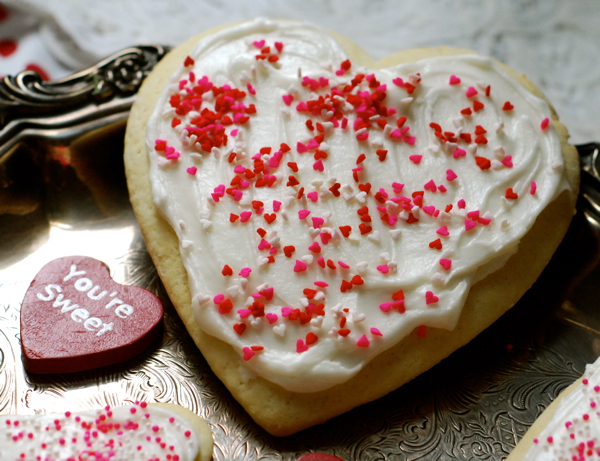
left=20, top=255, right=163, bottom=374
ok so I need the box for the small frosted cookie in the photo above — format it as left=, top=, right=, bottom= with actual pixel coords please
left=124, top=19, right=579, bottom=435
left=0, top=402, right=213, bottom=460
left=507, top=358, right=600, bottom=461
left=20, top=256, right=164, bottom=374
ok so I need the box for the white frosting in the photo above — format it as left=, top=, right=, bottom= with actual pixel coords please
left=0, top=403, right=200, bottom=460
left=145, top=19, right=569, bottom=392
left=520, top=358, right=600, bottom=461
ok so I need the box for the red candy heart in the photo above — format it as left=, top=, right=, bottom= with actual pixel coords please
left=20, top=256, right=164, bottom=374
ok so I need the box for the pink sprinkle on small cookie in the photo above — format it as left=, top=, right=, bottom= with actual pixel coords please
left=409, top=155, right=422, bottom=164
left=298, top=209, right=311, bottom=219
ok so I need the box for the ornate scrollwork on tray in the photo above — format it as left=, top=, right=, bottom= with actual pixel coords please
left=0, top=44, right=169, bottom=117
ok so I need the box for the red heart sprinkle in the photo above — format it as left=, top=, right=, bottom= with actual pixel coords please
left=222, top=265, right=233, bottom=276
left=20, top=256, right=163, bottom=374
left=338, top=226, right=352, bottom=237
left=392, top=289, right=405, bottom=301
left=306, top=332, right=318, bottom=345
left=473, top=100, right=485, bottom=112
left=502, top=101, right=514, bottom=111
left=475, top=156, right=491, bottom=170
left=429, top=239, right=442, bottom=250
left=283, top=245, right=296, bottom=258
left=233, top=323, right=247, bottom=335
left=356, top=206, right=369, bottom=216
left=264, top=213, right=276, bottom=224
left=358, top=224, right=372, bottom=235
left=505, top=188, right=519, bottom=200
left=351, top=275, right=364, bottom=285
left=358, top=183, right=371, bottom=193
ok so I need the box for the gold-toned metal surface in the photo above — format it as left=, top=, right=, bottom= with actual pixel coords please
left=1, top=124, right=600, bottom=460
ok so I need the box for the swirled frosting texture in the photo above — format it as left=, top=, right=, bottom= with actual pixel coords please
left=146, top=19, right=569, bottom=392
left=0, top=403, right=200, bottom=460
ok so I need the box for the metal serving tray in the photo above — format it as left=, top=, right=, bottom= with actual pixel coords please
left=1, top=46, right=599, bottom=461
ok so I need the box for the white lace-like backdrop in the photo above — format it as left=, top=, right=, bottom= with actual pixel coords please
left=0, top=0, right=598, bottom=145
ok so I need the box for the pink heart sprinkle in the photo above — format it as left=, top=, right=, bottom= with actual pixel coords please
left=240, top=180, right=250, bottom=188
left=266, top=313, right=278, bottom=324
left=541, top=117, right=550, bottom=130
left=297, top=142, right=307, bottom=153
left=313, top=160, right=324, bottom=172
left=449, top=75, right=461, bottom=85
left=230, top=129, right=238, bottom=137
left=436, top=226, right=449, bottom=236
left=307, top=192, right=319, bottom=202
left=317, top=257, right=325, bottom=268
left=424, top=180, right=437, bottom=192
left=439, top=185, right=447, bottom=193
left=308, top=242, right=321, bottom=253
left=257, top=239, right=271, bottom=250
left=294, top=260, right=308, bottom=272
left=213, top=294, right=225, bottom=305
left=338, top=261, right=350, bottom=269
left=425, top=291, right=439, bottom=305
left=409, top=155, right=422, bottom=164
left=465, top=219, right=477, bottom=231
left=311, top=217, right=324, bottom=228
left=252, top=40, right=265, bottom=48
left=466, top=86, right=478, bottom=98
left=423, top=206, right=435, bottom=216
left=453, top=148, right=467, bottom=159
left=239, top=267, right=252, bottom=277
left=379, top=302, right=392, bottom=312
left=530, top=181, right=537, bottom=195
left=242, top=347, right=255, bottom=361
left=273, top=200, right=282, bottom=211
left=501, top=156, right=513, bottom=168
left=357, top=335, right=370, bottom=348
left=186, top=166, right=197, bottom=175
left=298, top=209, right=311, bottom=219
left=392, top=77, right=405, bottom=87
left=439, top=259, right=452, bottom=271
left=446, top=169, right=457, bottom=181
left=282, top=94, right=294, bottom=106
left=390, top=129, right=402, bottom=139
left=371, top=328, right=383, bottom=336
left=240, top=211, right=252, bottom=222
left=404, top=135, right=416, bottom=145
left=377, top=265, right=389, bottom=274
left=392, top=182, right=404, bottom=193
left=281, top=307, right=294, bottom=317
left=314, top=281, right=328, bottom=287
left=307, top=139, right=320, bottom=149
left=238, top=309, right=252, bottom=318
left=296, top=340, right=308, bottom=353
left=457, top=199, right=466, bottom=209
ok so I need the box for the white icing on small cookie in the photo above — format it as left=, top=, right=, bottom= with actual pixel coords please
left=518, top=358, right=600, bottom=461
left=0, top=403, right=200, bottom=460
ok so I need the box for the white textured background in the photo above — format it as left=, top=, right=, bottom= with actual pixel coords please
left=0, top=0, right=598, bottom=144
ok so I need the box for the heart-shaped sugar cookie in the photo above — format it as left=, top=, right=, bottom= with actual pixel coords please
left=125, top=19, right=578, bottom=435
left=20, top=256, right=164, bottom=373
